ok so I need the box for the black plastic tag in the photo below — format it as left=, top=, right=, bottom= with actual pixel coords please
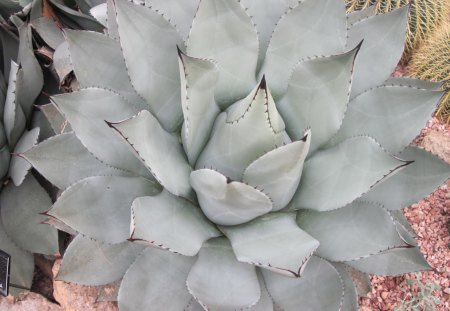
left=0, top=249, right=10, bottom=297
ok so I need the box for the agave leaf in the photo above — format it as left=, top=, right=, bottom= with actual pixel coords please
left=144, top=0, right=199, bottom=41
left=360, top=146, right=450, bottom=210
left=249, top=271, right=274, bottom=311
left=242, top=133, right=310, bottom=210
left=331, top=263, right=358, bottom=311
left=297, top=201, right=409, bottom=261
left=291, top=136, right=407, bottom=211
left=57, top=235, right=144, bottom=286
left=118, top=247, right=196, bottom=311
left=262, top=256, right=344, bottom=311
left=221, top=213, right=319, bottom=277
left=0, top=217, right=33, bottom=295
left=241, top=0, right=298, bottom=70
left=16, top=24, right=43, bottom=119
left=261, top=0, right=346, bottom=99
left=130, top=191, right=220, bottom=256
left=0, top=145, right=10, bottom=180
left=9, top=127, right=39, bottom=186
left=110, top=110, right=193, bottom=199
left=187, top=0, right=258, bottom=108
left=31, top=17, right=64, bottom=49
left=330, top=85, right=444, bottom=154
left=22, top=132, right=131, bottom=190
left=196, top=79, right=290, bottom=180
left=178, top=50, right=220, bottom=166
left=386, top=76, right=445, bottom=90
left=4, top=61, right=26, bottom=148
left=190, top=169, right=272, bottom=226
left=48, top=176, right=160, bottom=243
left=345, top=247, right=431, bottom=276
left=0, top=174, right=58, bottom=255
left=278, top=46, right=359, bottom=153
left=52, top=88, right=151, bottom=178
left=343, top=264, right=372, bottom=297
left=39, top=103, right=72, bottom=135
left=346, top=5, right=376, bottom=27
left=106, top=0, right=119, bottom=40
left=187, top=238, right=260, bottom=311
left=90, top=3, right=107, bottom=26
left=114, top=0, right=184, bottom=132
left=52, top=41, right=73, bottom=84
left=0, top=23, right=19, bottom=79
left=65, top=29, right=135, bottom=94
left=184, top=299, right=204, bottom=311
left=47, top=0, right=105, bottom=32
left=347, top=5, right=409, bottom=98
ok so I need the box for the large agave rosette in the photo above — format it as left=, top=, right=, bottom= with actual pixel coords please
left=23, top=0, right=450, bottom=310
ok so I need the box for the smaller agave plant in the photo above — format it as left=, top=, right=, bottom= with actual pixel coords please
left=0, top=11, right=59, bottom=295
left=22, top=0, right=450, bottom=310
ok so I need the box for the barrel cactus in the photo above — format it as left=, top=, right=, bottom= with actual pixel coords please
left=22, top=0, right=450, bottom=309
left=409, top=23, right=450, bottom=123
left=345, top=0, right=450, bottom=64
left=0, top=13, right=59, bottom=295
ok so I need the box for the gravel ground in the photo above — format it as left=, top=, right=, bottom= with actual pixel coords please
left=360, top=118, right=450, bottom=311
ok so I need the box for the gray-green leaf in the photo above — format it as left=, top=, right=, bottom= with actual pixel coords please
left=221, top=213, right=319, bottom=277
left=187, top=238, right=261, bottom=311
left=130, top=191, right=220, bottom=256
left=9, top=127, right=39, bottom=186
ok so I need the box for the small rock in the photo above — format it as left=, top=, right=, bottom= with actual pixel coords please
left=52, top=259, right=118, bottom=311
left=419, top=130, right=450, bottom=163
left=444, top=287, right=450, bottom=295
left=381, top=291, right=389, bottom=300
left=0, top=292, right=61, bottom=311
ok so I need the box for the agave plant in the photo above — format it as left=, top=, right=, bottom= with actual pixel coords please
left=0, top=13, right=59, bottom=295
left=22, top=0, right=450, bottom=309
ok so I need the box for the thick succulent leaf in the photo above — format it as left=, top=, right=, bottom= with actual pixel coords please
left=16, top=24, right=43, bottom=119
left=0, top=174, right=58, bottom=255
left=110, top=110, right=193, bottom=199
left=278, top=46, right=359, bottom=153
left=332, top=263, right=358, bottom=311
left=261, top=0, right=346, bottom=98
left=248, top=270, right=274, bottom=311
left=345, top=247, right=431, bottom=276
left=144, top=0, right=199, bottom=41
left=187, top=0, right=258, bottom=108
left=387, top=76, right=445, bottom=90
left=114, top=0, right=184, bottom=132
left=52, top=88, right=150, bottom=177
left=106, top=0, right=119, bottom=40
left=297, top=201, right=409, bottom=261
left=291, top=136, right=407, bottom=211
left=9, top=127, right=39, bottom=186
left=39, top=103, right=72, bottom=135
left=48, top=176, right=160, bottom=243
left=190, top=169, right=272, bottom=226
left=22, top=132, right=130, bottom=190
left=4, top=61, right=26, bottom=148
left=130, top=191, right=220, bottom=256
left=90, top=3, right=107, bottom=26
left=262, top=256, right=344, bottom=311
left=346, top=5, right=376, bottom=26
left=221, top=213, right=319, bottom=277
left=0, top=145, right=10, bottom=180
left=243, top=133, right=310, bottom=210
left=241, top=0, right=298, bottom=70
left=31, top=17, right=64, bottom=49
left=196, top=79, right=290, bottom=180
left=0, top=217, right=33, bottom=295
left=65, top=29, right=135, bottom=93
left=118, top=247, right=196, bottom=311
left=330, top=85, right=444, bottom=154
left=187, top=238, right=260, bottom=311
left=52, top=41, right=73, bottom=83
left=344, top=264, right=372, bottom=297
left=178, top=50, right=220, bottom=166
left=48, top=0, right=105, bottom=32
left=57, top=235, right=144, bottom=286
left=360, top=146, right=450, bottom=210
left=347, top=6, right=409, bottom=98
